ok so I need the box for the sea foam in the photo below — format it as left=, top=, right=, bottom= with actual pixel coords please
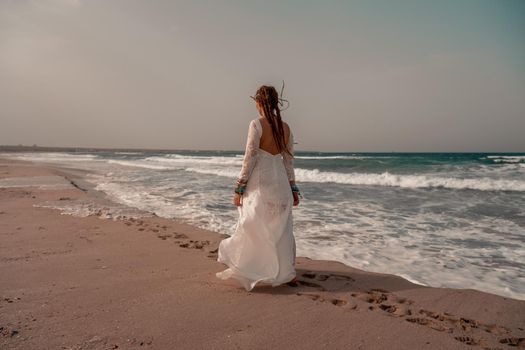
left=183, top=166, right=525, bottom=192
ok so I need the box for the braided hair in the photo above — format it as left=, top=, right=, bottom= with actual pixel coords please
left=252, top=85, right=293, bottom=157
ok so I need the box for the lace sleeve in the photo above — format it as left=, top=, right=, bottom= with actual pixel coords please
left=237, top=120, right=261, bottom=184
left=282, top=129, right=296, bottom=182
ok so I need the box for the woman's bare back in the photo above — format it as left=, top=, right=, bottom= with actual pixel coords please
left=257, top=117, right=290, bottom=155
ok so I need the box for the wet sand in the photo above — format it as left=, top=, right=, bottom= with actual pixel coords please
left=1, top=158, right=524, bottom=349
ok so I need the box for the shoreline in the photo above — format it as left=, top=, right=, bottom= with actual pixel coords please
left=2, top=153, right=523, bottom=300
left=1, top=158, right=524, bottom=349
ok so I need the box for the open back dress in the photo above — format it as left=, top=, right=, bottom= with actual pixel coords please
left=215, top=117, right=297, bottom=291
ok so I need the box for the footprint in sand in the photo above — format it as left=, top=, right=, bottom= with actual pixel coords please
left=286, top=279, right=326, bottom=292
left=301, top=272, right=328, bottom=281
left=378, top=303, right=412, bottom=317
left=207, top=248, right=219, bottom=259
left=330, top=298, right=349, bottom=307
left=458, top=317, right=479, bottom=331
left=454, top=336, right=479, bottom=346
left=483, top=324, right=511, bottom=336
left=0, top=325, right=19, bottom=338
left=406, top=317, right=452, bottom=332
left=157, top=234, right=172, bottom=240
left=351, top=290, right=389, bottom=304
left=128, top=336, right=154, bottom=346
left=499, top=337, right=524, bottom=346
left=329, top=273, right=356, bottom=282
left=295, top=292, right=356, bottom=309
left=419, top=308, right=513, bottom=338
left=179, top=240, right=210, bottom=250
left=350, top=290, right=414, bottom=318
left=301, top=271, right=355, bottom=283
left=296, top=280, right=326, bottom=290
left=3, top=297, right=21, bottom=304
left=296, top=292, right=324, bottom=301
left=371, top=303, right=521, bottom=347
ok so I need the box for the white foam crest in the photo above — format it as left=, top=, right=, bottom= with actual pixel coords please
left=493, top=159, right=524, bottom=163
left=486, top=155, right=525, bottom=163
left=146, top=155, right=242, bottom=166
left=106, top=159, right=171, bottom=170
left=181, top=165, right=525, bottom=191
left=487, top=155, right=525, bottom=159
left=295, top=155, right=365, bottom=160
left=294, top=168, right=525, bottom=192
left=294, top=155, right=392, bottom=160
left=184, top=167, right=239, bottom=178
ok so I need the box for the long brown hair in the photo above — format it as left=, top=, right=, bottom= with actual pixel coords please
left=252, top=85, right=292, bottom=157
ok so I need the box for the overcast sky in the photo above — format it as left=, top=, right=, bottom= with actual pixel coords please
left=1, top=0, right=524, bottom=152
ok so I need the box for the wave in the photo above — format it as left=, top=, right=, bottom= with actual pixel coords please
left=146, top=155, right=242, bottom=166
left=295, top=155, right=367, bottom=160
left=295, top=169, right=525, bottom=192
left=184, top=166, right=525, bottom=192
left=492, top=159, right=524, bottom=164
left=107, top=160, right=171, bottom=170
left=147, top=154, right=392, bottom=165
left=185, top=167, right=239, bottom=178
left=486, top=155, right=525, bottom=159
left=485, top=156, right=525, bottom=163
left=294, top=155, right=395, bottom=160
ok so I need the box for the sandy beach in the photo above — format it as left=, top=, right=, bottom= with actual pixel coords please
left=1, top=158, right=524, bottom=350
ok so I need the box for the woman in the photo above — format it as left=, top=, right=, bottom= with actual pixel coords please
left=215, top=85, right=300, bottom=291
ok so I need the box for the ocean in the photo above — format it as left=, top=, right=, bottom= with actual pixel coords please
left=2, top=150, right=524, bottom=300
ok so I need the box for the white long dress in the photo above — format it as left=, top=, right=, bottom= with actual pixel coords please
left=216, top=117, right=297, bottom=291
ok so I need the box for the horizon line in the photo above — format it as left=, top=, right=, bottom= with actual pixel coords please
left=0, top=145, right=524, bottom=154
